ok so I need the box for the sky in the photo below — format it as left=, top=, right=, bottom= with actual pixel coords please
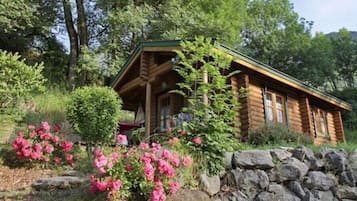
left=290, top=0, right=357, bottom=34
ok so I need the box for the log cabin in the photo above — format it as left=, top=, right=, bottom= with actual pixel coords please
left=111, top=40, right=352, bottom=145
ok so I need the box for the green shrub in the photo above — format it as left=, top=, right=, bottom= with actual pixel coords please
left=248, top=124, right=313, bottom=145
left=0, top=50, right=45, bottom=110
left=172, top=37, right=243, bottom=175
left=66, top=86, right=121, bottom=145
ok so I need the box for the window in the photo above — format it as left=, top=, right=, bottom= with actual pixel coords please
left=158, top=94, right=172, bottom=131
left=264, top=91, right=286, bottom=124
left=312, top=107, right=329, bottom=138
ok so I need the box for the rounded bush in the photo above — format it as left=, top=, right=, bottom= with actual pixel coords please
left=66, top=86, right=121, bottom=144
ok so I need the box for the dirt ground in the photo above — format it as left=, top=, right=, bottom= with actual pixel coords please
left=0, top=165, right=53, bottom=192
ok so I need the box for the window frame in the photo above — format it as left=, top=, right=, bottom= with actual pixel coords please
left=157, top=93, right=173, bottom=132
left=311, top=107, right=330, bottom=138
left=264, top=90, right=287, bottom=125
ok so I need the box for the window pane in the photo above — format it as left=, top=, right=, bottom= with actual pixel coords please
left=159, top=97, right=171, bottom=131
left=276, top=96, right=284, bottom=123
left=266, top=93, right=273, bottom=121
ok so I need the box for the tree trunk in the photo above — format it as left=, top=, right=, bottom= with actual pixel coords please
left=63, top=0, right=79, bottom=88
left=75, top=0, right=89, bottom=85
left=76, top=0, right=88, bottom=47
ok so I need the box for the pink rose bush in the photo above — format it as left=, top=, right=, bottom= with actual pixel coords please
left=90, top=135, right=192, bottom=201
left=12, top=121, right=75, bottom=166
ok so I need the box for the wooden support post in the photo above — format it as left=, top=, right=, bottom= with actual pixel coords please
left=145, top=82, right=151, bottom=140
left=299, top=97, right=314, bottom=136
left=333, top=110, right=345, bottom=143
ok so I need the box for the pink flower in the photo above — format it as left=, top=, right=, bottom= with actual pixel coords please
left=41, top=121, right=50, bottom=131
left=61, top=141, right=73, bottom=152
left=30, top=149, right=42, bottom=160
left=183, top=156, right=192, bottom=167
left=141, top=152, right=152, bottom=164
left=144, top=163, right=154, bottom=181
left=166, top=166, right=175, bottom=178
left=111, top=179, right=122, bottom=191
left=95, top=180, right=108, bottom=192
left=52, top=135, right=60, bottom=144
left=111, top=152, right=119, bottom=163
left=54, top=157, right=61, bottom=164
left=94, top=154, right=108, bottom=168
left=192, top=136, right=202, bottom=144
left=40, top=132, right=52, bottom=140
left=150, top=186, right=166, bottom=201
left=167, top=127, right=172, bottom=133
left=53, top=124, right=61, bottom=132
left=179, top=130, right=186, bottom=135
left=139, top=142, right=149, bottom=150
left=168, top=137, right=179, bottom=146
left=107, top=161, right=113, bottom=169
left=170, top=154, right=180, bottom=167
left=116, top=134, right=128, bottom=145
left=161, top=149, right=172, bottom=160
left=169, top=181, right=180, bottom=194
left=44, top=145, right=54, bottom=154
left=28, top=125, right=36, bottom=130
left=65, top=154, right=74, bottom=166
left=34, top=143, right=42, bottom=152
left=125, top=164, right=133, bottom=172
left=151, top=143, right=161, bottom=154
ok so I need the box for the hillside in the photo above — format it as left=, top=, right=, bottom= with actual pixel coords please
left=326, top=31, right=357, bottom=39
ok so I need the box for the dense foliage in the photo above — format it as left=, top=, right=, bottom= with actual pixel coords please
left=248, top=124, right=313, bottom=146
left=0, top=50, right=45, bottom=109
left=172, top=37, right=242, bottom=175
left=66, top=86, right=121, bottom=145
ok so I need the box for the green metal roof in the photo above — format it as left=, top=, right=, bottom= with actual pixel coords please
left=111, top=40, right=352, bottom=111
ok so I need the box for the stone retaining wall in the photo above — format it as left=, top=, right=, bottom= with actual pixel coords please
left=197, top=147, right=357, bottom=201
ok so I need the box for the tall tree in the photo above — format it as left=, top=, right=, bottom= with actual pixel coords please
left=62, top=0, right=79, bottom=88
left=331, top=28, right=357, bottom=88
left=96, top=0, right=247, bottom=77
left=242, top=0, right=312, bottom=73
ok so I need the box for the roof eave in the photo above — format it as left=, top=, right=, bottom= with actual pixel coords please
left=110, top=40, right=182, bottom=88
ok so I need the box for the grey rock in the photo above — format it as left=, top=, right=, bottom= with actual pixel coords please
left=325, top=149, right=348, bottom=173
left=167, top=189, right=210, bottom=201
left=221, top=190, right=248, bottom=201
left=199, top=173, right=220, bottom=196
left=254, top=191, right=275, bottom=201
left=339, top=170, right=356, bottom=187
left=32, top=176, right=85, bottom=190
left=288, top=181, right=306, bottom=199
left=350, top=149, right=357, bottom=185
left=278, top=157, right=309, bottom=181
left=266, top=168, right=279, bottom=183
left=304, top=171, right=336, bottom=191
left=334, top=186, right=357, bottom=200
left=302, top=189, right=319, bottom=201
left=222, top=169, right=240, bottom=187
left=225, top=152, right=234, bottom=170
left=270, top=148, right=292, bottom=161
left=234, top=169, right=269, bottom=199
left=268, top=184, right=301, bottom=201
left=306, top=158, right=324, bottom=171
left=292, top=146, right=315, bottom=161
left=311, top=190, right=337, bottom=201
left=233, top=150, right=274, bottom=169
left=317, top=147, right=335, bottom=159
